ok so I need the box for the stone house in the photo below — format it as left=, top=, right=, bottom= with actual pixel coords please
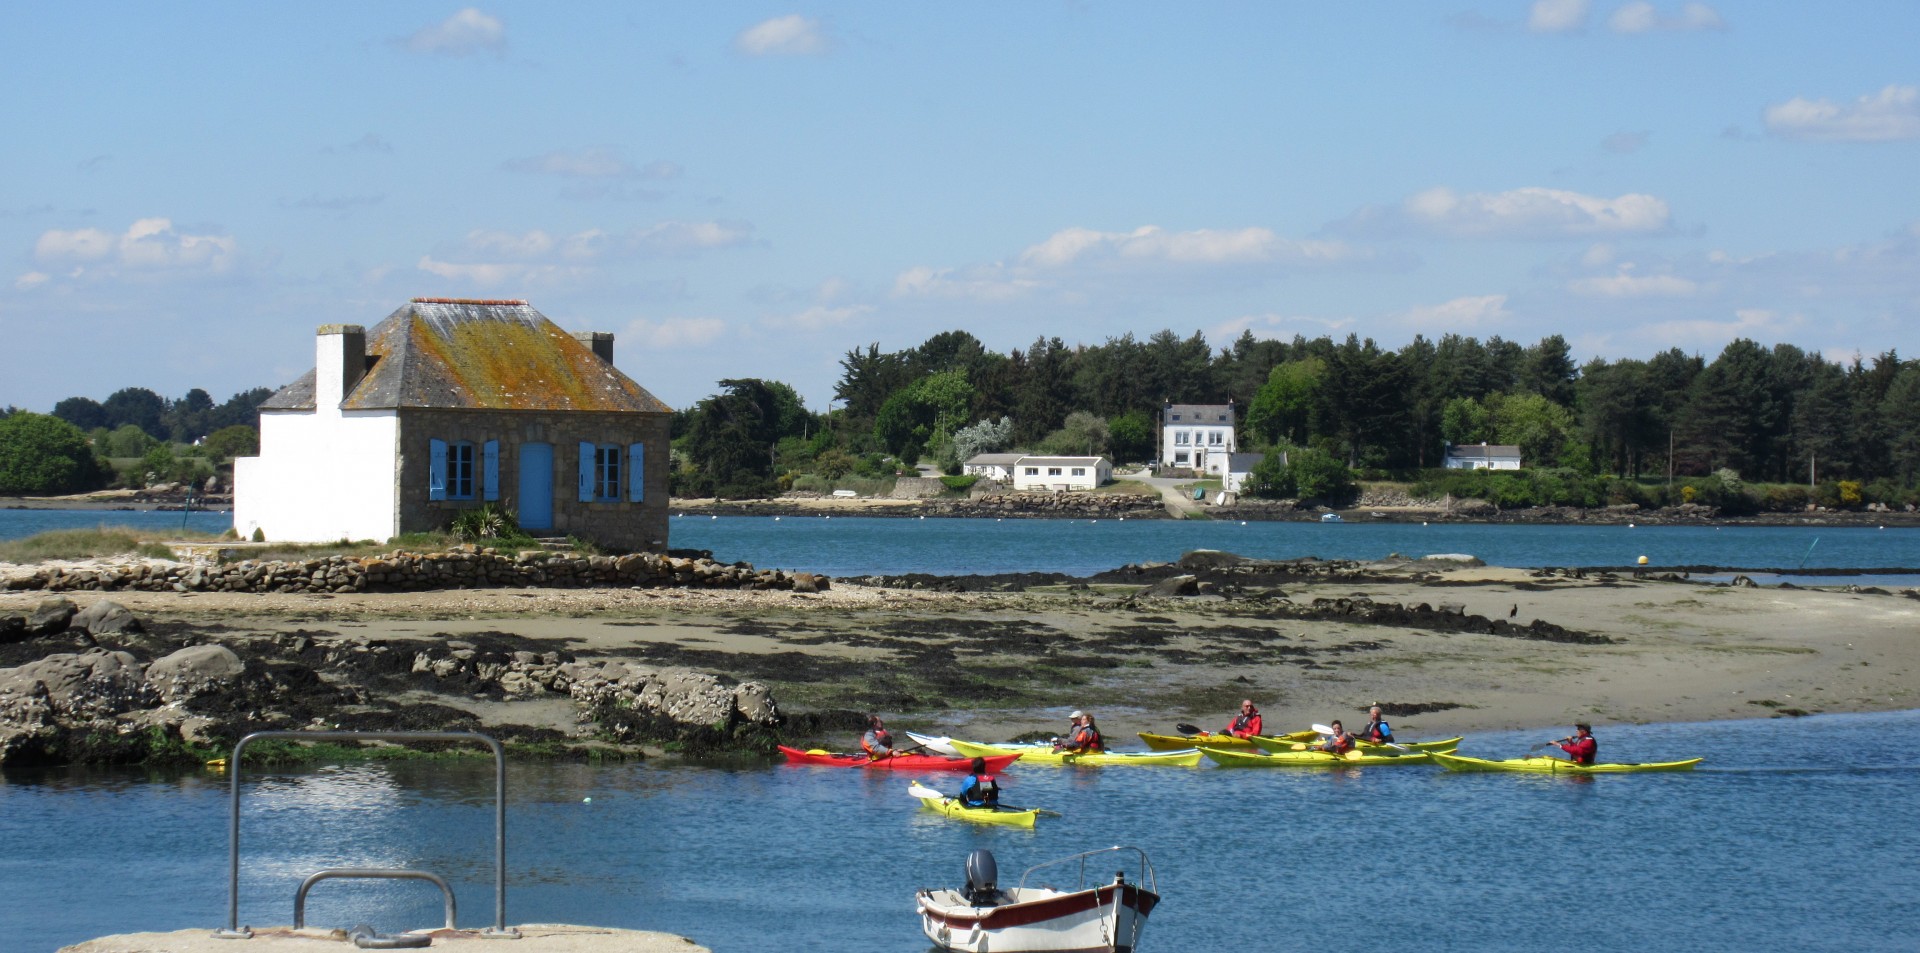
left=234, top=298, right=672, bottom=551
left=1159, top=402, right=1237, bottom=475
left=1443, top=442, right=1523, bottom=470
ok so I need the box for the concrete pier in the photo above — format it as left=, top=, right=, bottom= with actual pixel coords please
left=59, top=924, right=710, bottom=953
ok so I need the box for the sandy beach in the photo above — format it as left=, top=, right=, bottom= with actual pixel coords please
left=7, top=561, right=1914, bottom=746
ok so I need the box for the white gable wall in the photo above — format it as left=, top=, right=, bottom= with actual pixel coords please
left=234, top=408, right=400, bottom=543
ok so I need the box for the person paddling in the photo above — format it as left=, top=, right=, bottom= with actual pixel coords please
left=1555, top=723, right=1597, bottom=765
left=1054, top=710, right=1105, bottom=754
left=861, top=715, right=895, bottom=760
left=1221, top=699, right=1263, bottom=738
left=1317, top=720, right=1357, bottom=755
left=957, top=756, right=1001, bottom=809
left=1359, top=705, right=1394, bottom=745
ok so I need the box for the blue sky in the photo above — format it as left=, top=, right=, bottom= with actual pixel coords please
left=4, top=2, right=1918, bottom=412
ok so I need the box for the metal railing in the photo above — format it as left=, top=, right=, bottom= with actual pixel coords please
left=1017, top=846, right=1156, bottom=894
left=214, top=730, right=518, bottom=939
left=295, top=870, right=456, bottom=931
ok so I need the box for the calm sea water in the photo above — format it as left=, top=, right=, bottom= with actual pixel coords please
left=2, top=712, right=1916, bottom=952
left=6, top=508, right=1919, bottom=575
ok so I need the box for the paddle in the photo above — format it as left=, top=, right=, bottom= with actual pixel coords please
left=1175, top=722, right=1204, bottom=736
left=909, top=781, right=1060, bottom=817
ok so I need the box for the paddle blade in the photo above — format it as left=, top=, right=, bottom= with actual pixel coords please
left=1344, top=749, right=1364, bottom=761
left=908, top=781, right=945, bottom=799
left=1175, top=723, right=1202, bottom=736
left=1312, top=723, right=1336, bottom=735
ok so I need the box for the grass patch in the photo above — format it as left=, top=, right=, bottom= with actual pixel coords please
left=231, top=531, right=553, bottom=563
left=0, top=526, right=195, bottom=563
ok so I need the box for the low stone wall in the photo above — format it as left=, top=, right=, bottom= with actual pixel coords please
left=934, top=492, right=1162, bottom=518
left=0, top=546, right=829, bottom=596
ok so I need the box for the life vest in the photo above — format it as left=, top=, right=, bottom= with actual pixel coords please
left=1229, top=711, right=1260, bottom=735
left=962, top=773, right=999, bottom=807
left=862, top=729, right=892, bottom=758
left=1068, top=724, right=1103, bottom=751
left=1362, top=720, right=1391, bottom=743
left=1326, top=734, right=1354, bottom=755
left=1563, top=736, right=1597, bottom=765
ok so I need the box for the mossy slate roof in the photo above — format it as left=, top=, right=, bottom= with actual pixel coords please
left=261, top=300, right=671, bottom=414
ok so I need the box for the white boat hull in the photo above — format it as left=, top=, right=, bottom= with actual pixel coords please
left=905, top=730, right=963, bottom=756
left=917, top=882, right=1157, bottom=953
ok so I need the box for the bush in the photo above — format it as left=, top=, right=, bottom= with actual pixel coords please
left=0, top=412, right=107, bottom=495
left=1245, top=447, right=1357, bottom=505
left=939, top=474, right=978, bottom=492
left=450, top=502, right=525, bottom=541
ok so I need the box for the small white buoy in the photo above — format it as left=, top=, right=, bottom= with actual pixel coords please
left=1240, top=521, right=1247, bottom=526
left=1422, top=521, right=1428, bottom=527
left=774, top=516, right=781, bottom=521
left=711, top=515, right=717, bottom=520
left=1090, top=520, right=1098, bottom=524
left=1628, top=523, right=1635, bottom=529
left=582, top=797, right=592, bottom=804
left=919, top=515, right=925, bottom=520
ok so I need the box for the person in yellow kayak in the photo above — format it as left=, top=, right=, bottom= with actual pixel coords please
left=1554, top=723, right=1597, bottom=765
left=957, top=757, right=1001, bottom=809
left=1358, top=705, right=1395, bottom=745
left=861, top=715, right=895, bottom=760
left=1317, top=720, right=1357, bottom=755
left=1053, top=710, right=1105, bottom=753
left=1221, top=699, right=1263, bottom=738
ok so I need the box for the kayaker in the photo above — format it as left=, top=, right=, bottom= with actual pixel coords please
left=1054, top=710, right=1105, bottom=753
left=1555, top=723, right=1598, bottom=765
left=862, top=716, right=895, bottom=760
left=1317, top=720, right=1357, bottom=755
left=1221, top=699, right=1263, bottom=738
left=958, top=757, right=1001, bottom=808
left=1359, top=705, right=1394, bottom=745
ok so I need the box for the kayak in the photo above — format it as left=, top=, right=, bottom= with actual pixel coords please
left=911, top=784, right=1041, bottom=828
left=777, top=745, right=1022, bottom=772
left=1431, top=752, right=1704, bottom=774
left=1250, top=734, right=1465, bottom=754
left=948, top=739, right=1203, bottom=767
left=1199, top=746, right=1445, bottom=768
left=1138, top=731, right=1260, bottom=751
left=904, top=730, right=963, bottom=756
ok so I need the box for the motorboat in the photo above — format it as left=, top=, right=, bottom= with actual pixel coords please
left=1319, top=512, right=1344, bottom=522
left=918, top=846, right=1159, bottom=952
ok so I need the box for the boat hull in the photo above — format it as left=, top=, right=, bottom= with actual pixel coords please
left=776, top=745, right=1021, bottom=772
left=917, top=792, right=1039, bottom=828
left=1249, top=734, right=1464, bottom=754
left=1431, top=752, right=1703, bottom=774
left=1137, top=731, right=1257, bottom=751
left=905, top=730, right=964, bottom=756
left=1199, top=745, right=1443, bottom=768
left=949, top=739, right=1201, bottom=767
left=918, top=883, right=1158, bottom=953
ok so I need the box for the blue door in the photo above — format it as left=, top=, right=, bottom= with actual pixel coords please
left=518, top=443, right=553, bottom=531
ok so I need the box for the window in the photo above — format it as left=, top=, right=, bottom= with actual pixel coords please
left=1174, top=452, right=1189, bottom=465
left=430, top=438, right=496, bottom=501
left=1071, top=467, right=1086, bottom=476
left=1171, top=413, right=1182, bottom=421
left=1209, top=431, right=1223, bottom=446
left=1174, top=431, right=1189, bottom=445
left=447, top=442, right=475, bottom=499
left=594, top=445, right=621, bottom=501
left=1025, top=467, right=1039, bottom=476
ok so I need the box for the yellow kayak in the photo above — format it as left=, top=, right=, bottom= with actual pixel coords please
left=1431, top=752, right=1703, bottom=774
left=1199, top=746, right=1446, bottom=768
left=910, top=783, right=1041, bottom=828
left=1138, top=731, right=1259, bottom=751
left=1250, top=734, right=1465, bottom=754
left=949, top=739, right=1202, bottom=767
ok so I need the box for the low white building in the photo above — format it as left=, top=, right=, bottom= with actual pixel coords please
left=962, top=453, right=1026, bottom=482
left=1159, top=402, right=1237, bottom=475
left=1443, top=442, right=1523, bottom=470
left=235, top=298, right=672, bottom=549
left=1221, top=452, right=1269, bottom=496
left=1012, top=456, right=1112, bottom=492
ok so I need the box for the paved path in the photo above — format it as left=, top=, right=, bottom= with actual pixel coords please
left=1120, top=469, right=1209, bottom=519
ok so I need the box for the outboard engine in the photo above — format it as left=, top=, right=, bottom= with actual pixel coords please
left=963, top=849, right=999, bottom=906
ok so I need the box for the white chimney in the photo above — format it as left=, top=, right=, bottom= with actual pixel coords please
left=314, top=324, right=367, bottom=415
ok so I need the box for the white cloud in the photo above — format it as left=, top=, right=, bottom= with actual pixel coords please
left=404, top=8, right=505, bottom=57
left=892, top=265, right=1037, bottom=301
left=1341, top=186, right=1671, bottom=239
left=624, top=316, right=728, bottom=349
left=1569, top=264, right=1700, bottom=297
left=631, top=220, right=754, bottom=255
left=14, top=271, right=49, bottom=290
left=414, top=220, right=753, bottom=288
left=1608, top=2, right=1724, bottom=34
left=1018, top=225, right=1357, bottom=268
left=786, top=304, right=873, bottom=331
left=735, top=14, right=828, bottom=56
left=1212, top=312, right=1356, bottom=341
left=1400, top=294, right=1512, bottom=328
left=503, top=148, right=679, bottom=179
left=1528, top=0, right=1589, bottom=33
left=1642, top=308, right=1803, bottom=348
left=1765, top=85, right=1920, bottom=143
left=33, top=218, right=236, bottom=273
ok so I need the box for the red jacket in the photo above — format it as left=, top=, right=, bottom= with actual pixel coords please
left=1224, top=711, right=1263, bottom=737
left=1561, top=736, right=1597, bottom=765
left=1323, top=733, right=1355, bottom=755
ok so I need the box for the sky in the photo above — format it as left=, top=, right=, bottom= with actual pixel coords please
left=3, top=2, right=1918, bottom=413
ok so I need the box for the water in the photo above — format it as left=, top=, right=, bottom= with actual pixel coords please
left=3, top=712, right=1916, bottom=952
left=667, top=516, right=1920, bottom=576
left=0, top=508, right=234, bottom=542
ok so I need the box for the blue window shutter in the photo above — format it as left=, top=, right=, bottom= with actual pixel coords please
left=429, top=439, right=448, bottom=501
left=578, top=442, right=595, bottom=502
left=483, top=440, right=500, bottom=501
left=627, top=443, right=645, bottom=502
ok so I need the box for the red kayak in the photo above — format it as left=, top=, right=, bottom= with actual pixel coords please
left=777, top=745, right=1022, bottom=772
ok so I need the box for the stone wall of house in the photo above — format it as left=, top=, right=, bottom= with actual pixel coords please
left=1, top=546, right=828, bottom=595
left=397, top=409, right=672, bottom=552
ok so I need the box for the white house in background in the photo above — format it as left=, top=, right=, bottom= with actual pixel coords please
left=962, top=453, right=1026, bottom=483
left=234, top=298, right=673, bottom=550
left=1443, top=442, right=1523, bottom=470
left=1159, top=402, right=1237, bottom=475
left=1221, top=452, right=1270, bottom=496
left=1012, top=456, right=1112, bottom=492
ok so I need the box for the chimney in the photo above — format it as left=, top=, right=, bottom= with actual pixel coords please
left=573, top=331, right=614, bottom=364
left=314, top=324, right=367, bottom=414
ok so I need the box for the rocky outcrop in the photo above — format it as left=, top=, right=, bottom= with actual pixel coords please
left=0, top=546, right=830, bottom=596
